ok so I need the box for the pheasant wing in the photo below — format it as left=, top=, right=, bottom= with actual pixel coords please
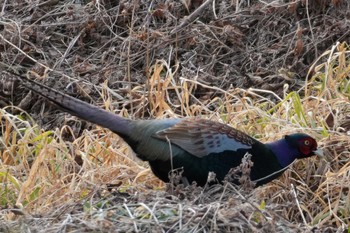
left=155, top=118, right=256, bottom=158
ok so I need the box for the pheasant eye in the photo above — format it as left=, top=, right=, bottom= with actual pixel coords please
left=304, top=140, right=310, bottom=146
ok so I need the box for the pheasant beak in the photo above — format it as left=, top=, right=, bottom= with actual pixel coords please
left=313, top=148, right=324, bottom=157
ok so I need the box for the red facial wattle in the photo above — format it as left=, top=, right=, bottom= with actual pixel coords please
left=299, top=138, right=317, bottom=156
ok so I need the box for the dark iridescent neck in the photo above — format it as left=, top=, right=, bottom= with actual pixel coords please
left=265, top=138, right=300, bottom=167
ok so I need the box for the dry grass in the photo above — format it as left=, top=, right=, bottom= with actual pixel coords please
left=1, top=44, right=350, bottom=232
left=0, top=0, right=349, bottom=232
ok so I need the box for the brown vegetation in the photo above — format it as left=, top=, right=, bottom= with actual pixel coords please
left=0, top=0, right=349, bottom=232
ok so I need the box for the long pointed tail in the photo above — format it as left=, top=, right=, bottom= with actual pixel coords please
left=6, top=71, right=131, bottom=137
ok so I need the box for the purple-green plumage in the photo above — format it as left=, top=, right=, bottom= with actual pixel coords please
left=7, top=71, right=322, bottom=187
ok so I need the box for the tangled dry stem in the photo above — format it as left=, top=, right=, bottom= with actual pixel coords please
left=0, top=0, right=350, bottom=232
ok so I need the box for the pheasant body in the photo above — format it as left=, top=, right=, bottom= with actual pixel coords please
left=6, top=71, right=322, bottom=187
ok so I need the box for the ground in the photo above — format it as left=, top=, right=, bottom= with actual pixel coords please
left=0, top=0, right=349, bottom=232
